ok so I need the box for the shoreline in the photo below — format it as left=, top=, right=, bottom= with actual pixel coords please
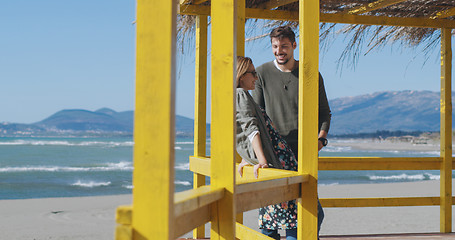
left=330, top=138, right=441, bottom=152
left=2, top=180, right=454, bottom=239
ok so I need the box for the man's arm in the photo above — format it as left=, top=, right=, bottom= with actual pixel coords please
left=318, top=73, right=331, bottom=151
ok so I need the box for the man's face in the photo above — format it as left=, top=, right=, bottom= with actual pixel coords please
left=271, top=37, right=296, bottom=65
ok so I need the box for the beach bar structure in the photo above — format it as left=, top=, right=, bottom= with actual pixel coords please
left=116, top=0, right=455, bottom=239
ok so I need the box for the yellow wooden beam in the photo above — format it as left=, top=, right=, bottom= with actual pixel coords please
left=174, top=204, right=211, bottom=239
left=179, top=5, right=455, bottom=29
left=257, top=0, right=298, bottom=10
left=192, top=15, right=208, bottom=238
left=237, top=172, right=308, bottom=193
left=236, top=222, right=276, bottom=240
left=115, top=205, right=133, bottom=240
left=321, top=197, right=441, bottom=208
left=432, top=7, right=455, bottom=19
left=319, top=157, right=442, bottom=170
left=237, top=0, right=246, bottom=56
left=440, top=28, right=453, bottom=233
left=174, top=186, right=224, bottom=218
left=211, top=0, right=237, bottom=238
left=133, top=0, right=176, bottom=239
left=190, top=156, right=211, bottom=176
left=179, top=0, right=191, bottom=5
left=298, top=0, right=320, bottom=239
left=236, top=181, right=301, bottom=213
left=343, top=0, right=407, bottom=15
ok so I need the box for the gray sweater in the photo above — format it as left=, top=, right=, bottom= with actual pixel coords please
left=252, top=61, right=331, bottom=147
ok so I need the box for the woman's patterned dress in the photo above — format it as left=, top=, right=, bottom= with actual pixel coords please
left=258, top=107, right=298, bottom=230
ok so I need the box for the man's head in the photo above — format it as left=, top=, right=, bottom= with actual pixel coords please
left=269, top=26, right=297, bottom=65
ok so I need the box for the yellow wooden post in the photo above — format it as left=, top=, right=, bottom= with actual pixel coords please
left=298, top=0, right=320, bottom=239
left=132, top=0, right=176, bottom=239
left=211, top=0, right=237, bottom=239
left=440, top=28, right=452, bottom=233
left=236, top=0, right=245, bottom=230
left=193, top=15, right=208, bottom=239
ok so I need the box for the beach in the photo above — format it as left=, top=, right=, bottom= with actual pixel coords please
left=1, top=180, right=453, bottom=239
left=1, top=138, right=451, bottom=239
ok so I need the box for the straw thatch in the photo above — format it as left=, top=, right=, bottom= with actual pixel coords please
left=178, top=0, right=455, bottom=66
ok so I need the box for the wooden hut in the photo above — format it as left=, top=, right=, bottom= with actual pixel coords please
left=115, top=0, right=454, bottom=239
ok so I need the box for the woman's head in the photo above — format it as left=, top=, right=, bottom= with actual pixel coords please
left=236, top=56, right=258, bottom=90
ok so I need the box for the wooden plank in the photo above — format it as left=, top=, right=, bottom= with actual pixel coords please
left=116, top=205, right=132, bottom=225
left=342, top=0, right=407, bottom=15
left=174, top=186, right=224, bottom=218
left=237, top=0, right=245, bottom=56
left=236, top=222, right=275, bottom=240
left=174, top=204, right=211, bottom=239
left=237, top=173, right=308, bottom=194
left=178, top=5, right=455, bottom=29
left=115, top=225, right=132, bottom=240
left=319, top=157, right=442, bottom=170
left=432, top=7, right=455, bottom=19
left=192, top=15, right=208, bottom=238
left=190, top=156, right=211, bottom=176
left=236, top=182, right=301, bottom=213
left=257, top=0, right=298, bottom=10
left=440, top=28, right=453, bottom=233
left=133, top=1, right=176, bottom=239
left=320, top=197, right=441, bottom=208
left=298, top=0, right=320, bottom=239
left=194, top=15, right=208, bottom=159
left=210, top=0, right=237, bottom=238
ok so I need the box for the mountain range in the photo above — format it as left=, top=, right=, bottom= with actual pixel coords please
left=0, top=90, right=450, bottom=137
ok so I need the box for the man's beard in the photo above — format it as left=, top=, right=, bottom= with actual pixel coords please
left=276, top=56, right=289, bottom=65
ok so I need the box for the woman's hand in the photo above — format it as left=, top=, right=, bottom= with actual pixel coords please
left=253, top=162, right=268, bottom=178
left=237, top=159, right=250, bottom=177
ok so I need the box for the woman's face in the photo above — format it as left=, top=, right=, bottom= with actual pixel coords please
left=239, top=64, right=258, bottom=91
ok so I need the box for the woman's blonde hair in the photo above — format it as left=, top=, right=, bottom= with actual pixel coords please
left=236, top=56, right=253, bottom=87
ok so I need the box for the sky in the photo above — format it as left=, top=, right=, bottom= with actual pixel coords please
left=1, top=1, right=453, bottom=124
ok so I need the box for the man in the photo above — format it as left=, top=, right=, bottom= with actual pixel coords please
left=252, top=26, right=331, bottom=239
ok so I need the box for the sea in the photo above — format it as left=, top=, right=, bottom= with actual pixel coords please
left=0, top=136, right=446, bottom=200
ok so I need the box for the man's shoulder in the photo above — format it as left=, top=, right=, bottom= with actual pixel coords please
left=257, top=61, right=275, bottom=72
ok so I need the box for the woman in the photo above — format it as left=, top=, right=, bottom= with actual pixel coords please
left=235, top=56, right=299, bottom=240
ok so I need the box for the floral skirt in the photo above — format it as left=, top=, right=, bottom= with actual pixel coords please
left=258, top=108, right=298, bottom=230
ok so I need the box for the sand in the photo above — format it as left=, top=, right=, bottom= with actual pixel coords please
left=2, top=180, right=453, bottom=239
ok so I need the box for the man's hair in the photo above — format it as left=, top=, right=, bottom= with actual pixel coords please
left=269, top=26, right=296, bottom=43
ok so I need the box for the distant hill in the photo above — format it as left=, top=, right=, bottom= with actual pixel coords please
left=329, top=90, right=448, bottom=135
left=0, top=108, right=209, bottom=137
left=0, top=90, right=451, bottom=137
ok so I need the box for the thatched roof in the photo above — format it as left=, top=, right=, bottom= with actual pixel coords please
left=178, top=0, right=455, bottom=65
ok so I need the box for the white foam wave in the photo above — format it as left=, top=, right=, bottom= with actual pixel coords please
left=72, top=180, right=111, bottom=188
left=175, top=141, right=194, bottom=145
left=369, top=173, right=440, bottom=181
left=123, top=185, right=133, bottom=189
left=175, top=163, right=190, bottom=170
left=175, top=180, right=191, bottom=186
left=0, top=140, right=134, bottom=147
left=0, top=161, right=133, bottom=173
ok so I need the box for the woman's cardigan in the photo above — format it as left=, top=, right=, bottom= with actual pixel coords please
left=235, top=88, right=283, bottom=169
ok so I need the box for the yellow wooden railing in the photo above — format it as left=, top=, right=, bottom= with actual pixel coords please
left=115, top=0, right=452, bottom=239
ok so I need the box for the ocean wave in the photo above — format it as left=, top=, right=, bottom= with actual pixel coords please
left=369, top=173, right=440, bottom=181
left=123, top=185, right=133, bottom=189
left=72, top=180, right=111, bottom=188
left=175, top=141, right=194, bottom=145
left=0, top=161, right=133, bottom=173
left=175, top=163, right=190, bottom=171
left=175, top=180, right=191, bottom=186
left=0, top=140, right=134, bottom=147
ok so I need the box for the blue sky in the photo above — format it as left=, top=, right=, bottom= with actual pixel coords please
left=1, top=1, right=452, bottom=123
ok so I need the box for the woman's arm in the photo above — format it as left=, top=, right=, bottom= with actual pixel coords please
left=237, top=133, right=269, bottom=178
